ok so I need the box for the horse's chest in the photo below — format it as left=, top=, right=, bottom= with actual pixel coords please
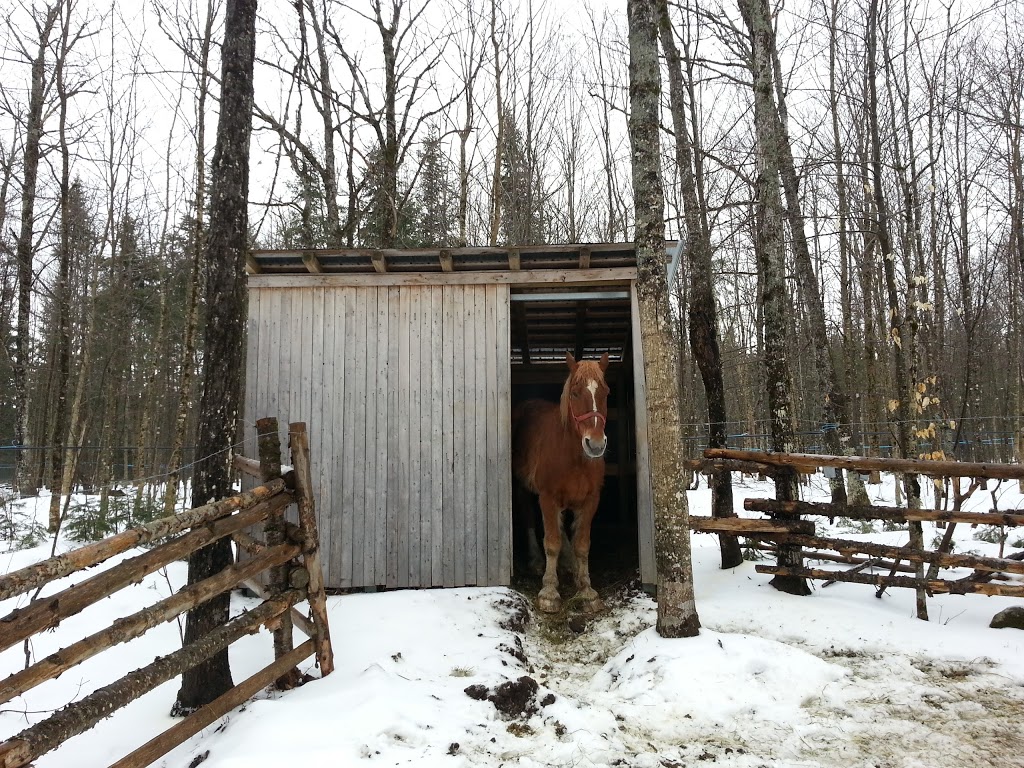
left=544, top=462, right=603, bottom=509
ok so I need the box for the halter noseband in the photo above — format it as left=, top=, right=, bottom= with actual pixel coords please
left=571, top=406, right=606, bottom=431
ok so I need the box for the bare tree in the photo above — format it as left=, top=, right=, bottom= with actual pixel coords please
left=10, top=3, right=60, bottom=496
left=45, top=0, right=96, bottom=531
left=657, top=0, right=741, bottom=569
left=738, top=0, right=807, bottom=595
left=156, top=0, right=218, bottom=516
left=628, top=0, right=700, bottom=638
left=327, top=0, right=459, bottom=248
left=173, top=0, right=257, bottom=715
left=866, top=0, right=926, bottom=619
left=451, top=0, right=485, bottom=246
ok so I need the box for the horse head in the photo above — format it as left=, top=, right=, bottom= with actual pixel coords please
left=561, top=351, right=610, bottom=459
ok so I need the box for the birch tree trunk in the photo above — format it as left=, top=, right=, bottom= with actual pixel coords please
left=738, top=0, right=808, bottom=596
left=657, top=0, right=741, bottom=568
left=627, top=0, right=700, bottom=638
left=173, top=0, right=257, bottom=715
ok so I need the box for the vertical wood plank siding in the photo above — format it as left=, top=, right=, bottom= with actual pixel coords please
left=244, top=284, right=512, bottom=589
left=630, top=285, right=658, bottom=587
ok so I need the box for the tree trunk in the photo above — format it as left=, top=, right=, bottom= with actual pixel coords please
left=173, top=0, right=257, bottom=715
left=627, top=0, right=700, bottom=638
left=488, top=0, right=504, bottom=246
left=657, top=0, right=741, bottom=568
left=763, top=0, right=849, bottom=504
left=47, top=11, right=79, bottom=532
left=164, top=2, right=214, bottom=518
left=866, top=0, right=927, bottom=620
left=738, top=0, right=808, bottom=596
left=304, top=0, right=343, bottom=246
left=13, top=5, right=60, bottom=497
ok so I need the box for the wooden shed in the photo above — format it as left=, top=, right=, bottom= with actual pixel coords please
left=242, top=243, right=666, bottom=592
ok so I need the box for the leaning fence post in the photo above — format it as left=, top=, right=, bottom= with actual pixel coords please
left=256, top=416, right=302, bottom=689
left=289, top=422, right=334, bottom=676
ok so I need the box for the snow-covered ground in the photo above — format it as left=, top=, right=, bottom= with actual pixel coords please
left=2, top=473, right=1024, bottom=767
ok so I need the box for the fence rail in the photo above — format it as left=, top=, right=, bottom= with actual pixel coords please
left=0, top=419, right=332, bottom=768
left=692, top=448, right=1024, bottom=609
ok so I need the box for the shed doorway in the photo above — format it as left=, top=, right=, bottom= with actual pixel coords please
left=508, top=285, right=648, bottom=592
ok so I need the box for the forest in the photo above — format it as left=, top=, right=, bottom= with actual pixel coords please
left=1, top=0, right=1022, bottom=536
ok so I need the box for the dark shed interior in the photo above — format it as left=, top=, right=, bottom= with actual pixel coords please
left=508, top=285, right=640, bottom=590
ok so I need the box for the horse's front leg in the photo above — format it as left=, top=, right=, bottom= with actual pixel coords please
left=537, top=494, right=564, bottom=613
left=572, top=497, right=603, bottom=613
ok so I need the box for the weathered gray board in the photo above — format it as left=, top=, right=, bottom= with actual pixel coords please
left=630, top=285, right=658, bottom=588
left=243, top=283, right=513, bottom=589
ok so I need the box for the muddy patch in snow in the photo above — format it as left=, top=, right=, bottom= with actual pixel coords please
left=501, top=588, right=1024, bottom=767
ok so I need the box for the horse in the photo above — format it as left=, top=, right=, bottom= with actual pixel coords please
left=511, top=352, right=610, bottom=613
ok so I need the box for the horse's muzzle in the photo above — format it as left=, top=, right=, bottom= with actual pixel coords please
left=583, top=435, right=607, bottom=459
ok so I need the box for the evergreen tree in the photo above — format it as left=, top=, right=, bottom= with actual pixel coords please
left=499, top=110, right=547, bottom=245
left=278, top=162, right=330, bottom=249
left=357, top=146, right=420, bottom=248
left=416, top=129, right=456, bottom=247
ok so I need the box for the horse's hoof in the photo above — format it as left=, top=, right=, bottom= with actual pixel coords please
left=581, top=597, right=604, bottom=613
left=577, top=590, right=603, bottom=613
left=538, top=589, right=562, bottom=613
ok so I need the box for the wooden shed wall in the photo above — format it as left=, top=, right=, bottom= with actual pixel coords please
left=244, top=283, right=512, bottom=589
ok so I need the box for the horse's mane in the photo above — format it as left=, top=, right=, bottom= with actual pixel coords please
left=559, top=372, right=573, bottom=427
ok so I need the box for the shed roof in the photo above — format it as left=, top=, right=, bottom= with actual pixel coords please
left=247, top=242, right=648, bottom=275
left=247, top=242, right=679, bottom=369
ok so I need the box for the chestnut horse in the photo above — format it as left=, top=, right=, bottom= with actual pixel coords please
left=512, top=352, right=610, bottom=613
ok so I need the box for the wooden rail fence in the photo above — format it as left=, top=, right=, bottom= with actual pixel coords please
left=687, top=448, right=1024, bottom=606
left=0, top=420, right=332, bottom=768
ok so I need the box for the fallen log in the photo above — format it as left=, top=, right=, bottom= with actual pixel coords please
left=754, top=565, right=1024, bottom=597
left=0, top=478, right=288, bottom=602
left=823, top=558, right=883, bottom=587
left=967, top=551, right=1024, bottom=583
left=683, top=458, right=789, bottom=477
left=232, top=454, right=264, bottom=479
left=0, top=591, right=304, bottom=768
left=744, top=498, right=1024, bottom=527
left=231, top=530, right=267, bottom=557
left=0, top=492, right=293, bottom=654
left=240, top=577, right=315, bottom=640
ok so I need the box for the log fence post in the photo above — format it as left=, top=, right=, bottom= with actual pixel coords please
left=289, top=422, right=334, bottom=676
left=255, top=416, right=302, bottom=690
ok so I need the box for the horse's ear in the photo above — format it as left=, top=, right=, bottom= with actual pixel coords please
left=566, top=352, right=578, bottom=371
left=599, top=352, right=610, bottom=372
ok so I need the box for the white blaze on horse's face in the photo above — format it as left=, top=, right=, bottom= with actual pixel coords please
left=579, top=378, right=608, bottom=459
left=566, top=353, right=610, bottom=460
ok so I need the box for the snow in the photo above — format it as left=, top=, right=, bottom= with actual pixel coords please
left=3, top=474, right=1024, bottom=767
